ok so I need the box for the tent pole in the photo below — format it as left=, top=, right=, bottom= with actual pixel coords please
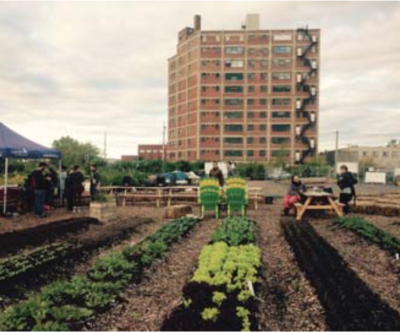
left=3, top=158, right=8, bottom=215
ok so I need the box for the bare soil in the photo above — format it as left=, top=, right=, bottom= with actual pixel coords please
left=88, top=217, right=219, bottom=331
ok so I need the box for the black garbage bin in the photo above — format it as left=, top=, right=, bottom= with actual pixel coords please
left=264, top=196, right=274, bottom=205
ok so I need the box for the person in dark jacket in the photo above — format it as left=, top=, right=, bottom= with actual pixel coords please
left=30, top=162, right=50, bottom=218
left=69, top=165, right=84, bottom=210
left=337, top=165, right=357, bottom=214
left=89, top=164, right=101, bottom=200
left=209, top=161, right=224, bottom=187
left=283, top=175, right=307, bottom=216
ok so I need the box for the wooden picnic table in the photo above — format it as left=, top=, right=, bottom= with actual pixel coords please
left=294, top=191, right=344, bottom=221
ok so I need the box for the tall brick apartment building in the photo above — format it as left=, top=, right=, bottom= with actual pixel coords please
left=167, top=14, right=320, bottom=164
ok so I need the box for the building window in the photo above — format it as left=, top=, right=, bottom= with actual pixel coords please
left=392, top=151, right=398, bottom=158
left=248, top=73, right=256, bottom=80
left=272, top=111, right=291, bottom=118
left=225, top=73, right=243, bottom=81
left=273, top=85, right=291, bottom=93
left=248, top=60, right=255, bottom=68
left=225, top=124, right=243, bottom=132
left=224, top=111, right=243, bottom=119
left=225, top=86, right=243, bottom=93
left=272, top=98, right=291, bottom=106
left=224, top=150, right=243, bottom=157
left=272, top=72, right=291, bottom=80
left=383, top=151, right=389, bottom=157
left=225, top=46, right=244, bottom=55
left=272, top=59, right=291, bottom=67
left=272, top=46, right=292, bottom=54
left=248, top=85, right=255, bottom=93
left=260, top=150, right=266, bottom=157
left=260, top=60, right=268, bottom=68
left=272, top=124, right=291, bottom=132
left=260, top=85, right=268, bottom=93
left=260, top=111, right=267, bottom=118
left=260, top=73, right=268, bottom=80
left=225, top=60, right=244, bottom=68
left=260, top=137, right=267, bottom=144
left=247, top=137, right=254, bottom=144
left=247, top=150, right=254, bottom=157
left=272, top=150, right=290, bottom=157
left=260, top=98, right=267, bottom=106
left=225, top=98, right=243, bottom=106
left=247, top=99, right=255, bottom=106
left=273, top=34, right=292, bottom=41
left=260, top=124, right=267, bottom=131
left=272, top=137, right=290, bottom=144
left=224, top=137, right=243, bottom=144
left=247, top=124, right=254, bottom=131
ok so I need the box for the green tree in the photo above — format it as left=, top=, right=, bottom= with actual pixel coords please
left=52, top=137, right=101, bottom=168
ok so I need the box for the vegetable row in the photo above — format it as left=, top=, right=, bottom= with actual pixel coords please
left=163, top=216, right=261, bottom=331
left=0, top=216, right=199, bottom=331
left=336, top=216, right=400, bottom=255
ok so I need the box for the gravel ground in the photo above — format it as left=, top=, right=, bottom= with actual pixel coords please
left=88, top=217, right=219, bottom=331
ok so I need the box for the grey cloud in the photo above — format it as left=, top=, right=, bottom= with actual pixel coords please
left=0, top=1, right=399, bottom=157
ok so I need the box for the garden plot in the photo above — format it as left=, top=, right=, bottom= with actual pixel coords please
left=282, top=218, right=400, bottom=330
left=0, top=216, right=200, bottom=331
left=354, top=192, right=400, bottom=217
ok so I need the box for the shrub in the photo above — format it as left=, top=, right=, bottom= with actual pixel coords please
left=212, top=217, right=256, bottom=246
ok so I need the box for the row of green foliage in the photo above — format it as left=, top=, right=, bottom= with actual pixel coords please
left=0, top=217, right=199, bottom=331
left=212, top=217, right=256, bottom=246
left=0, top=243, right=76, bottom=283
left=182, top=217, right=261, bottom=331
left=335, top=216, right=400, bottom=254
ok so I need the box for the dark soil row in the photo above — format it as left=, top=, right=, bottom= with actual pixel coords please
left=0, top=217, right=153, bottom=308
left=282, top=217, right=400, bottom=331
left=0, top=217, right=99, bottom=258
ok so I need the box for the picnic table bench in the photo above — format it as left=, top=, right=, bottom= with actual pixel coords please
left=294, top=191, right=344, bottom=221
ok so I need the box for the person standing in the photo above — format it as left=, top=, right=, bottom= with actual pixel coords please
left=59, top=166, right=68, bottom=206
left=89, top=164, right=101, bottom=200
left=30, top=162, right=50, bottom=218
left=209, top=161, right=224, bottom=187
left=227, top=161, right=236, bottom=177
left=283, top=175, right=307, bottom=216
left=337, top=165, right=357, bottom=214
left=69, top=165, right=84, bottom=210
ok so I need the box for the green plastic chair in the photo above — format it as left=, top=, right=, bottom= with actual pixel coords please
left=198, top=178, right=221, bottom=218
left=226, top=187, right=248, bottom=217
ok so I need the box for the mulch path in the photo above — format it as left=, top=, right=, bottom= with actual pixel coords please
left=312, top=219, right=400, bottom=316
left=88, top=217, right=219, bottom=331
left=248, top=204, right=328, bottom=331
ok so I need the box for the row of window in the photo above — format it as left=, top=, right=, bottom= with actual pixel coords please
left=202, top=72, right=297, bottom=81
left=198, top=150, right=291, bottom=157
left=201, top=59, right=292, bottom=68
left=201, top=124, right=291, bottom=132
left=201, top=111, right=293, bottom=119
left=200, top=33, right=313, bottom=43
left=200, top=85, right=309, bottom=94
left=201, top=46, right=296, bottom=55
left=200, top=98, right=295, bottom=106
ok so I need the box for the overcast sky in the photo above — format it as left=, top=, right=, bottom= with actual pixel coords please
left=0, top=1, right=399, bottom=158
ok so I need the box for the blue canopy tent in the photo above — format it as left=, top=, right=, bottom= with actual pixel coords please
left=0, top=122, right=61, bottom=214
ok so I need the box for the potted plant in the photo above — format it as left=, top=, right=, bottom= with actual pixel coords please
left=89, top=192, right=117, bottom=222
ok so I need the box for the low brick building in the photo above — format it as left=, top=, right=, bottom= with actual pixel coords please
left=138, top=144, right=164, bottom=160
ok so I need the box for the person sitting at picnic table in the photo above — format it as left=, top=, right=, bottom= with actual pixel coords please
left=337, top=165, right=357, bottom=215
left=209, top=161, right=224, bottom=187
left=283, top=175, right=307, bottom=216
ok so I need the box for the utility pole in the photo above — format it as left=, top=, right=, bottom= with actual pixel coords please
left=162, top=123, right=166, bottom=173
left=103, top=131, right=107, bottom=159
left=335, top=130, right=339, bottom=174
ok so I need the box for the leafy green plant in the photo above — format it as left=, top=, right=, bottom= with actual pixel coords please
left=212, top=217, right=255, bottom=246
left=0, top=216, right=199, bottom=331
left=336, top=216, right=400, bottom=254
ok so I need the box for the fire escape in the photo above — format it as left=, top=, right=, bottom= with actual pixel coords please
left=295, top=27, right=318, bottom=164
